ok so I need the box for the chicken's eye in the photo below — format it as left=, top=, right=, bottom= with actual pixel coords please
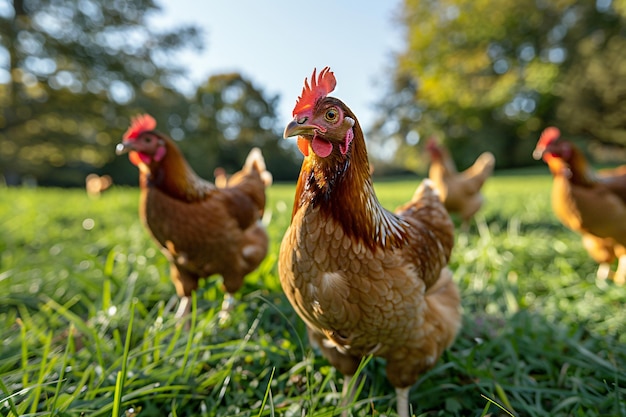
left=325, top=108, right=339, bottom=123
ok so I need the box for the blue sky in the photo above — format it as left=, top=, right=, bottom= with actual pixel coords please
left=152, top=0, right=404, bottom=129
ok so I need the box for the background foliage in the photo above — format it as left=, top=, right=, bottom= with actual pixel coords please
left=2, top=0, right=625, bottom=186
left=2, top=1, right=624, bottom=415
left=0, top=0, right=299, bottom=187
left=1, top=0, right=201, bottom=185
left=369, top=0, right=626, bottom=173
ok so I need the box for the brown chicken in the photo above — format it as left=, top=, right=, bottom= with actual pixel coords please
left=533, top=126, right=626, bottom=285
left=116, top=114, right=272, bottom=318
left=279, top=67, right=461, bottom=417
left=85, top=173, right=112, bottom=198
left=426, top=137, right=495, bottom=229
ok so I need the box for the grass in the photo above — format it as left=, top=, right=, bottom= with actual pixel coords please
left=0, top=174, right=624, bottom=417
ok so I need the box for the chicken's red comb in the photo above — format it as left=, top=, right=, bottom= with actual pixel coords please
left=537, top=126, right=561, bottom=148
left=292, top=67, right=337, bottom=116
left=123, top=114, right=157, bottom=140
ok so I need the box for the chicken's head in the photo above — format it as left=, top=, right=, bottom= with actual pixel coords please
left=284, top=67, right=356, bottom=159
left=426, top=137, right=442, bottom=159
left=533, top=126, right=562, bottom=161
left=116, top=114, right=167, bottom=167
left=533, top=126, right=577, bottom=178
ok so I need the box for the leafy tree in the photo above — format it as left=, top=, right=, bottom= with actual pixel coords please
left=184, top=72, right=299, bottom=182
left=0, top=0, right=202, bottom=185
left=370, top=0, right=626, bottom=171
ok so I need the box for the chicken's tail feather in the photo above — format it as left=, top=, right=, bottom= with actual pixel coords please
left=411, top=178, right=442, bottom=205
left=462, top=151, right=495, bottom=185
left=475, top=151, right=496, bottom=174
left=395, top=178, right=455, bottom=285
left=244, top=147, right=273, bottom=187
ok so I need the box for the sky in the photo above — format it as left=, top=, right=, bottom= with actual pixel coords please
left=151, top=0, right=405, bottom=130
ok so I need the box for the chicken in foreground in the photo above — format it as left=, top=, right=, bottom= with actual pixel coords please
left=426, top=137, right=495, bottom=229
left=116, top=114, right=272, bottom=318
left=533, top=126, right=626, bottom=285
left=279, top=67, right=461, bottom=417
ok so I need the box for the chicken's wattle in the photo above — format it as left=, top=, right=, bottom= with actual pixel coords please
left=311, top=135, right=333, bottom=158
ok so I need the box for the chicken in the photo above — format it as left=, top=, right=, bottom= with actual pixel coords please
left=116, top=114, right=272, bottom=318
left=533, top=126, right=626, bottom=285
left=279, top=67, right=461, bottom=417
left=213, top=167, right=228, bottom=188
left=426, top=137, right=495, bottom=229
left=85, top=173, right=112, bottom=198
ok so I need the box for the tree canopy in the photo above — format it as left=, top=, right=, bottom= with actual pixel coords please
left=4, top=0, right=624, bottom=185
left=0, top=0, right=202, bottom=185
left=369, top=0, right=626, bottom=172
left=1, top=0, right=301, bottom=187
left=147, top=72, right=300, bottom=185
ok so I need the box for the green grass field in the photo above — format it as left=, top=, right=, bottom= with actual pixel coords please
left=1, top=174, right=624, bottom=417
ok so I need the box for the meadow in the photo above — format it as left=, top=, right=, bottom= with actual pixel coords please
left=0, top=174, right=624, bottom=417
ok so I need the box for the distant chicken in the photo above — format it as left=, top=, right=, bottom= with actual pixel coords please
left=85, top=173, right=112, bottom=198
left=116, top=114, right=272, bottom=317
left=213, top=167, right=228, bottom=188
left=533, top=126, right=626, bottom=285
left=279, top=67, right=461, bottom=417
left=426, top=138, right=495, bottom=229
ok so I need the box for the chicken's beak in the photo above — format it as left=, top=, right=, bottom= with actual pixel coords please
left=532, top=147, right=544, bottom=160
left=284, top=118, right=315, bottom=138
left=115, top=141, right=133, bottom=155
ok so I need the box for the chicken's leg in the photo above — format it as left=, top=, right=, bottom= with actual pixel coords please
left=339, top=374, right=353, bottom=417
left=174, top=295, right=191, bottom=319
left=170, top=264, right=197, bottom=319
left=218, top=293, right=236, bottom=324
left=395, top=387, right=410, bottom=417
left=596, top=262, right=611, bottom=281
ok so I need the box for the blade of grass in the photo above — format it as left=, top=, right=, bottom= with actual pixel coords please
left=49, top=323, right=74, bottom=413
left=102, top=278, right=112, bottom=312
left=479, top=401, right=491, bottom=417
left=211, top=304, right=267, bottom=405
left=252, top=294, right=315, bottom=411
left=481, top=393, right=515, bottom=417
left=112, top=370, right=124, bottom=417
left=0, top=378, right=20, bottom=417
left=334, top=356, right=371, bottom=416
left=58, top=364, right=96, bottom=411
left=41, top=295, right=106, bottom=371
left=256, top=367, right=276, bottom=417
left=495, top=382, right=516, bottom=415
left=182, top=291, right=198, bottom=379
left=113, top=298, right=136, bottom=415
left=29, top=330, right=55, bottom=414
left=18, top=318, right=28, bottom=388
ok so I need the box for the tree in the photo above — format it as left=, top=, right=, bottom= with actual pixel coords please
left=0, top=0, right=202, bottom=185
left=184, top=72, right=300, bottom=182
left=370, top=0, right=626, bottom=171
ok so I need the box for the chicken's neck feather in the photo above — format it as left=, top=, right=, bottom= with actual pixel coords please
left=548, top=146, right=597, bottom=187
left=293, top=126, right=407, bottom=249
left=142, top=140, right=214, bottom=202
left=567, top=147, right=598, bottom=186
left=439, top=147, right=458, bottom=175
